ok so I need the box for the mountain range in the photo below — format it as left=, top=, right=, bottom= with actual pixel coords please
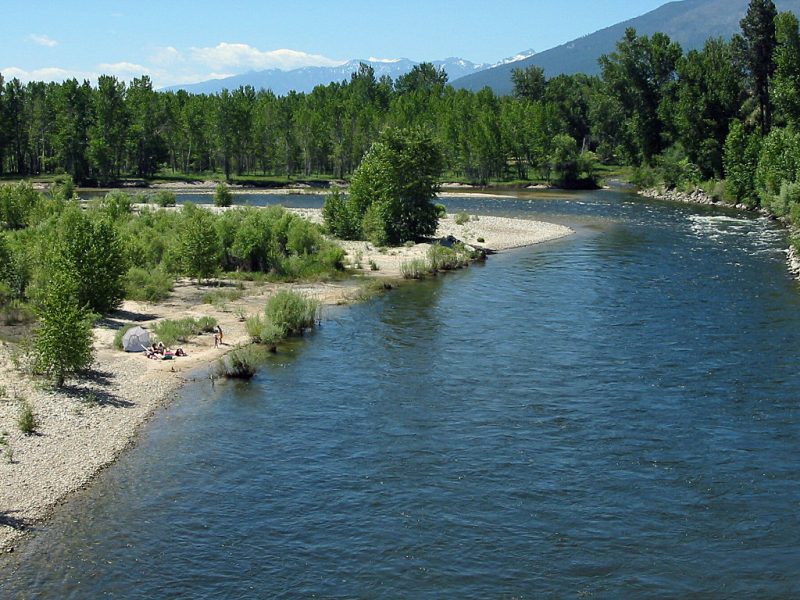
left=164, top=52, right=535, bottom=95
left=168, top=0, right=800, bottom=97
left=453, top=0, right=800, bottom=93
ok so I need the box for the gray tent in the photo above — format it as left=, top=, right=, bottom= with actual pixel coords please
left=121, top=326, right=151, bottom=352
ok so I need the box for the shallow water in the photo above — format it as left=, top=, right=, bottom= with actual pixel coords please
left=3, top=190, right=800, bottom=598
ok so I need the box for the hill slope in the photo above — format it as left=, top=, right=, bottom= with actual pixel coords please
left=453, top=0, right=800, bottom=94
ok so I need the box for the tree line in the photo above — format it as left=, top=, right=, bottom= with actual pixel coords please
left=0, top=0, right=798, bottom=204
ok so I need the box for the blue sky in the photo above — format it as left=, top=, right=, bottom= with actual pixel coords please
left=2, top=0, right=669, bottom=87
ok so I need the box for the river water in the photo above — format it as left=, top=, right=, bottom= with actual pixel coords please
left=2, top=190, right=799, bottom=598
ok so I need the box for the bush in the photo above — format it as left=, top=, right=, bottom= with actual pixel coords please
left=322, top=189, right=361, bottom=239
left=0, top=182, right=40, bottom=229
left=101, top=190, right=133, bottom=221
left=264, top=290, right=318, bottom=335
left=17, top=401, right=37, bottom=435
left=427, top=243, right=472, bottom=271
left=245, top=314, right=286, bottom=345
left=214, top=183, right=233, bottom=207
left=454, top=212, right=470, bottom=225
left=630, top=165, right=659, bottom=189
left=213, top=346, right=261, bottom=379
left=154, top=190, right=177, bottom=207
left=123, top=266, right=174, bottom=302
left=202, top=288, right=244, bottom=306
left=152, top=316, right=217, bottom=347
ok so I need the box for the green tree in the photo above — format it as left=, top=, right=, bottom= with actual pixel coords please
left=332, top=127, right=444, bottom=245
left=599, top=28, right=683, bottom=164
left=724, top=120, right=762, bottom=203
left=739, top=0, right=778, bottom=134
left=179, top=204, right=221, bottom=282
left=89, top=75, right=128, bottom=184
left=54, top=206, right=127, bottom=313
left=772, top=11, right=800, bottom=129
left=395, top=63, right=448, bottom=95
left=676, top=38, right=745, bottom=178
left=33, top=269, right=94, bottom=388
left=511, top=66, right=546, bottom=102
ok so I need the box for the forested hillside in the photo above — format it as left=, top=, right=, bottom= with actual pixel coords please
left=453, top=0, right=800, bottom=93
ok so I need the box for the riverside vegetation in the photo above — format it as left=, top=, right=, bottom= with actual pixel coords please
left=0, top=180, right=347, bottom=389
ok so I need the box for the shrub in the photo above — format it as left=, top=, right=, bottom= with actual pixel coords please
left=152, top=316, right=217, bottom=346
left=264, top=290, right=318, bottom=335
left=428, top=243, right=472, bottom=271
left=195, top=316, right=218, bottom=333
left=123, top=266, right=174, bottom=302
left=214, top=183, right=233, bottom=207
left=245, top=314, right=286, bottom=345
left=154, top=190, right=177, bottom=207
left=454, top=212, right=470, bottom=225
left=476, top=237, right=485, bottom=243
left=18, top=400, right=37, bottom=435
left=213, top=346, right=261, bottom=379
left=322, top=188, right=360, bottom=239
left=202, top=288, right=244, bottom=306
left=101, top=190, right=133, bottom=221
left=630, top=165, right=659, bottom=189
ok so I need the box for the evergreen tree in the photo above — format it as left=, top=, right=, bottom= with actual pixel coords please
left=772, top=11, right=800, bottom=129
left=740, top=0, right=778, bottom=134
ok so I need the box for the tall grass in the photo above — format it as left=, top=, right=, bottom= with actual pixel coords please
left=400, top=258, right=431, bottom=279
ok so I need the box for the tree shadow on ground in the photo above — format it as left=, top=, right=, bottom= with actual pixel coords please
left=0, top=511, right=30, bottom=531
left=100, top=308, right=159, bottom=331
left=60, top=369, right=132, bottom=408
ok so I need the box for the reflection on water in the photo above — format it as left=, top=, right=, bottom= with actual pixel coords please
left=2, top=190, right=800, bottom=598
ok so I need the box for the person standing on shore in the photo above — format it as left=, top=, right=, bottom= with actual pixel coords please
left=214, top=324, right=223, bottom=347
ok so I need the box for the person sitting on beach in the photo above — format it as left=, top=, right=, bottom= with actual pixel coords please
left=175, top=348, right=187, bottom=357
left=157, top=342, right=165, bottom=354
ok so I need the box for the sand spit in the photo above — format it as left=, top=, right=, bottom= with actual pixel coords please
left=0, top=212, right=572, bottom=551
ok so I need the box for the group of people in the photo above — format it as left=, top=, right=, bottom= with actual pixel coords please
left=145, top=342, right=187, bottom=360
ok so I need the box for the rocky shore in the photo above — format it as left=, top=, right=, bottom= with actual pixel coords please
left=0, top=211, right=572, bottom=552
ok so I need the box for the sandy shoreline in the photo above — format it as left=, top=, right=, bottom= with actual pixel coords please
left=0, top=211, right=572, bottom=552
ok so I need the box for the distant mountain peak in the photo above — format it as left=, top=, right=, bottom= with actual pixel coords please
left=493, top=49, right=536, bottom=68
left=164, top=56, right=490, bottom=95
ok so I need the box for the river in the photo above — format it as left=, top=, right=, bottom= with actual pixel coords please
left=2, top=189, right=799, bottom=598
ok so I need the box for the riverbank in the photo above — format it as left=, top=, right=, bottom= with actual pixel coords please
left=0, top=212, right=572, bottom=552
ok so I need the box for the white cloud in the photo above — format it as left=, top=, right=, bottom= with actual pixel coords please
left=1, top=66, right=97, bottom=82
left=368, top=57, right=402, bottom=63
left=150, top=46, right=183, bottom=67
left=190, top=43, right=344, bottom=71
left=29, top=34, right=58, bottom=47
left=98, top=62, right=151, bottom=77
